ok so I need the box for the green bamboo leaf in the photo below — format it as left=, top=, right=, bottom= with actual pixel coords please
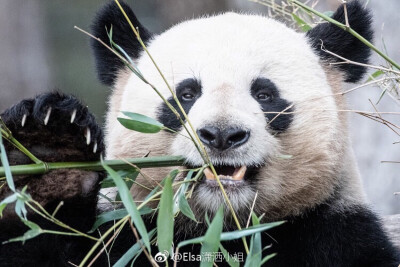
left=103, top=169, right=139, bottom=189
left=219, top=244, right=239, bottom=267
left=89, top=206, right=152, bottom=233
left=0, top=192, right=18, bottom=217
left=178, top=194, right=197, bottom=222
left=22, top=218, right=41, bottom=231
left=220, top=221, right=284, bottom=241
left=106, top=26, right=144, bottom=80
left=117, top=118, right=162, bottom=134
left=251, top=212, right=260, bottom=226
left=0, top=133, right=15, bottom=192
left=178, top=221, right=284, bottom=248
left=89, top=209, right=127, bottom=233
left=261, top=253, right=277, bottom=265
left=102, top=162, right=151, bottom=251
left=4, top=219, right=42, bottom=244
left=173, top=170, right=197, bottom=221
left=157, top=175, right=174, bottom=255
left=291, top=13, right=312, bottom=32
left=118, top=112, right=164, bottom=133
left=15, top=199, right=27, bottom=219
left=376, top=88, right=388, bottom=105
left=367, top=70, right=384, bottom=82
left=122, top=111, right=163, bottom=127
left=113, top=228, right=156, bottom=267
left=145, top=169, right=179, bottom=201
left=200, top=206, right=224, bottom=267
left=5, top=229, right=42, bottom=244
left=115, top=170, right=139, bottom=202
left=244, top=214, right=262, bottom=267
left=173, top=170, right=194, bottom=214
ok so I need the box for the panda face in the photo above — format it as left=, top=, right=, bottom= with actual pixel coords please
left=107, top=13, right=349, bottom=220
left=94, top=0, right=372, bottom=221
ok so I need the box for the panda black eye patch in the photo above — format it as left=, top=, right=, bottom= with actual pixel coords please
left=157, top=78, right=202, bottom=131
left=176, top=78, right=202, bottom=102
left=251, top=78, right=294, bottom=133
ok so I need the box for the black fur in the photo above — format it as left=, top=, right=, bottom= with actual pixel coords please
left=1, top=92, right=104, bottom=163
left=91, top=1, right=153, bottom=86
left=251, top=78, right=293, bottom=133
left=157, top=78, right=202, bottom=131
left=306, top=0, right=373, bottom=83
left=0, top=93, right=105, bottom=266
left=0, top=188, right=100, bottom=267
left=264, top=203, right=400, bottom=267
left=132, top=201, right=400, bottom=266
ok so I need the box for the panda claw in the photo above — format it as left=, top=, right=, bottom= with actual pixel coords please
left=21, top=114, right=27, bottom=127
left=93, top=142, right=98, bottom=153
left=44, top=107, right=52, bottom=125
left=70, top=109, right=77, bottom=124
left=85, top=127, right=91, bottom=145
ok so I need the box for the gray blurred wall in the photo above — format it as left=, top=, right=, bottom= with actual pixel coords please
left=0, top=0, right=398, bottom=214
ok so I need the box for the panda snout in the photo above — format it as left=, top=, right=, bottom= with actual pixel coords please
left=196, top=126, right=250, bottom=151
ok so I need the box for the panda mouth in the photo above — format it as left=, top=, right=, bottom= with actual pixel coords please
left=203, top=165, right=247, bottom=184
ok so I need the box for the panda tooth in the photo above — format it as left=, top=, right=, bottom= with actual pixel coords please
left=232, top=166, right=247, bottom=181
left=70, top=109, right=77, bottom=123
left=21, top=114, right=27, bottom=127
left=44, top=107, right=52, bottom=125
left=85, top=127, right=91, bottom=145
left=93, top=142, right=98, bottom=153
left=204, top=167, right=215, bottom=180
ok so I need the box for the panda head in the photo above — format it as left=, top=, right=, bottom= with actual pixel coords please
left=92, top=1, right=372, bottom=223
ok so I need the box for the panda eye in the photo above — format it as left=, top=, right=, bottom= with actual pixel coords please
left=182, top=93, right=195, bottom=101
left=176, top=78, right=202, bottom=102
left=256, top=92, right=272, bottom=101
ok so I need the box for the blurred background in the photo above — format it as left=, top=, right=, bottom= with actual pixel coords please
left=0, top=0, right=399, bottom=214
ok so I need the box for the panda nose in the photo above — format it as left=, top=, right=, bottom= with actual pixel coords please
left=197, top=126, right=250, bottom=150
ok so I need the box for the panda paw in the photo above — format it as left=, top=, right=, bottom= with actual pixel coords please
left=1, top=92, right=104, bottom=164
left=0, top=92, right=104, bottom=220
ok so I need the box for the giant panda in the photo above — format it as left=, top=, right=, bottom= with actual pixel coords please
left=0, top=0, right=399, bottom=266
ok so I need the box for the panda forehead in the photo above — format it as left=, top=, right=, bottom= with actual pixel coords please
left=145, top=14, right=311, bottom=65
left=135, top=13, right=326, bottom=97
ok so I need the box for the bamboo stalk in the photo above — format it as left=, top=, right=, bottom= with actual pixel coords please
left=0, top=156, right=185, bottom=177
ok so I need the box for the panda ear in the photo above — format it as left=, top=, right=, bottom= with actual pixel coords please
left=306, top=0, right=373, bottom=83
left=91, top=1, right=153, bottom=86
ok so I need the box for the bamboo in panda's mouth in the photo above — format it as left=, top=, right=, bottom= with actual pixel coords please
left=204, top=166, right=247, bottom=181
